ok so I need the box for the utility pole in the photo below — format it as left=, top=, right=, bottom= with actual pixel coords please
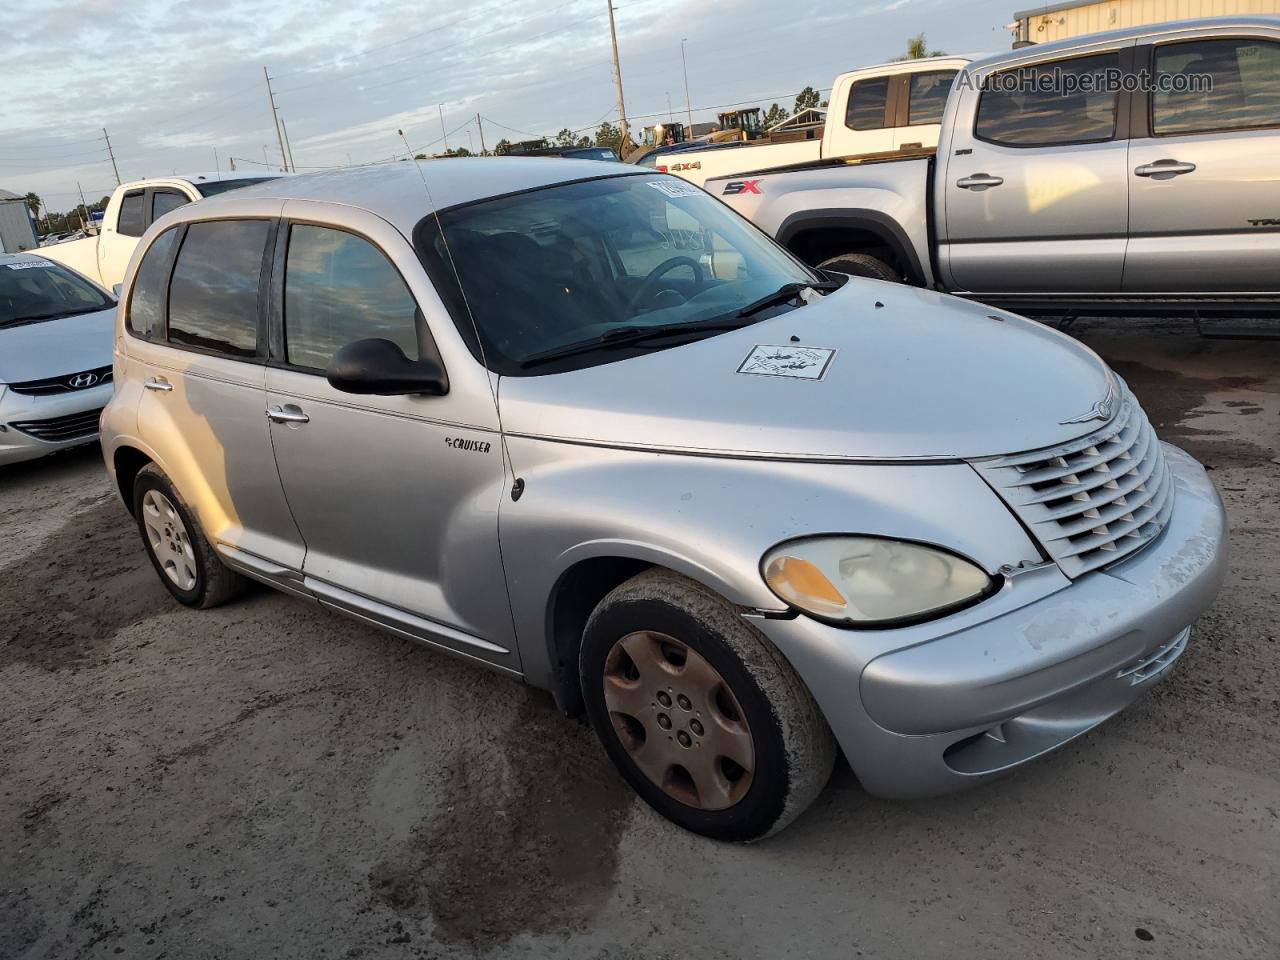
left=102, top=127, right=121, bottom=185
left=263, top=145, right=271, bottom=167
left=680, top=39, right=694, bottom=132
left=77, top=181, right=89, bottom=231
left=280, top=115, right=296, bottom=172
left=476, top=114, right=487, bottom=155
left=263, top=66, right=289, bottom=172
left=438, top=104, right=448, bottom=152
left=607, top=1, right=629, bottom=151
left=213, top=147, right=220, bottom=176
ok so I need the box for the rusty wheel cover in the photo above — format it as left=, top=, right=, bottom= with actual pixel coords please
left=602, top=630, right=755, bottom=811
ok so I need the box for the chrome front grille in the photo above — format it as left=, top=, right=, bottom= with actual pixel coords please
left=8, top=408, right=104, bottom=443
left=6, top=364, right=113, bottom=396
left=971, top=390, right=1174, bottom=578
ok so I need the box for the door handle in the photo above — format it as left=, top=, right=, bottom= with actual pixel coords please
left=266, top=405, right=309, bottom=425
left=143, top=377, right=172, bottom=392
left=1134, top=160, right=1196, bottom=179
left=956, top=173, right=1004, bottom=190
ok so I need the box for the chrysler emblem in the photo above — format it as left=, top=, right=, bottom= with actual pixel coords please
left=1060, top=382, right=1116, bottom=425
left=68, top=372, right=100, bottom=389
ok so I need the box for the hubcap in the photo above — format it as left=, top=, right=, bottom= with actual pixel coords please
left=141, top=490, right=197, bottom=591
left=602, top=630, right=755, bottom=811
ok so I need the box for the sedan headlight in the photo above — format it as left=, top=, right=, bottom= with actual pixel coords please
left=762, top=536, right=993, bottom=627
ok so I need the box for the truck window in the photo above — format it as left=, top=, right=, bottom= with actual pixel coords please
left=908, top=71, right=957, bottom=125
left=126, top=227, right=181, bottom=339
left=1152, top=38, right=1280, bottom=135
left=975, top=52, right=1120, bottom=147
left=167, top=220, right=269, bottom=358
left=151, top=190, right=189, bottom=221
left=117, top=192, right=147, bottom=237
left=283, top=224, right=421, bottom=371
left=846, top=76, right=890, bottom=130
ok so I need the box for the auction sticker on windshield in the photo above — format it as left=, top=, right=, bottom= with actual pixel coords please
left=738, top=345, right=836, bottom=380
left=4, top=261, right=56, bottom=270
left=647, top=179, right=703, bottom=199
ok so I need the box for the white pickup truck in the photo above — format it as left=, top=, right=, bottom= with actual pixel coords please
left=657, top=57, right=973, bottom=186
left=712, top=17, right=1280, bottom=315
left=40, top=173, right=280, bottom=291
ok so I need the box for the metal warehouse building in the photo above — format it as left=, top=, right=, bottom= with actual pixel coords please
left=0, top=188, right=39, bottom=253
left=1012, top=0, right=1280, bottom=42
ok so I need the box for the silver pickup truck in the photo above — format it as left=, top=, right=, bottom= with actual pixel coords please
left=712, top=16, right=1280, bottom=315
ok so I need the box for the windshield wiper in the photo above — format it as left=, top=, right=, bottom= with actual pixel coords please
left=734, top=280, right=840, bottom=319
left=520, top=317, right=754, bottom=368
left=2, top=306, right=110, bottom=327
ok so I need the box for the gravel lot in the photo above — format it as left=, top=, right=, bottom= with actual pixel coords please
left=2, top=317, right=1277, bottom=960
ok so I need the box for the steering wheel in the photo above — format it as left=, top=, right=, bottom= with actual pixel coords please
left=626, top=256, right=704, bottom=313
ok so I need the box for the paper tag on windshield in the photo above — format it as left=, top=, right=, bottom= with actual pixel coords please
left=5, top=261, right=56, bottom=270
left=738, top=345, right=836, bottom=381
left=646, top=179, right=702, bottom=199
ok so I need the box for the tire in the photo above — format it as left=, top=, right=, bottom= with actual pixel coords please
left=817, top=251, right=901, bottom=283
left=580, top=569, right=836, bottom=841
left=133, top=463, right=247, bottom=609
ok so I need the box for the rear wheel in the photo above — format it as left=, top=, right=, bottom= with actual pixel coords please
left=818, top=251, right=900, bottom=283
left=133, top=464, right=246, bottom=609
left=580, top=569, right=835, bottom=841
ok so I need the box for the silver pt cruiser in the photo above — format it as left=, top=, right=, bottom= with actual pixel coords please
left=100, top=160, right=1227, bottom=840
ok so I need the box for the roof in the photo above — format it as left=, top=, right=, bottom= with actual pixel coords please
left=0, top=189, right=23, bottom=201
left=113, top=171, right=284, bottom=192
left=202, top=157, right=646, bottom=235
left=991, top=14, right=1279, bottom=59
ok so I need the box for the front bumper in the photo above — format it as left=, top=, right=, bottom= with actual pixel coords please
left=755, top=443, right=1227, bottom=799
left=0, top=384, right=112, bottom=466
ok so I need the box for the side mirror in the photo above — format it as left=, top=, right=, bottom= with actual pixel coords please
left=326, top=338, right=449, bottom=396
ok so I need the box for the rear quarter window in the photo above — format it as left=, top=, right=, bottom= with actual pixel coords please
left=126, top=227, right=182, bottom=339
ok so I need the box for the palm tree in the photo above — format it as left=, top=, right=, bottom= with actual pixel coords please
left=25, top=192, right=41, bottom=218
left=898, top=33, right=945, bottom=61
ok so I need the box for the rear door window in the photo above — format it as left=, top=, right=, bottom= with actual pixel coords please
left=117, top=192, right=147, bottom=237
left=907, top=70, right=957, bottom=125
left=151, top=189, right=189, bottom=221
left=126, top=227, right=181, bottom=338
left=1152, top=38, right=1280, bottom=135
left=283, top=225, right=420, bottom=371
left=975, top=52, right=1121, bottom=147
left=846, top=76, right=890, bottom=130
left=167, top=220, right=269, bottom=358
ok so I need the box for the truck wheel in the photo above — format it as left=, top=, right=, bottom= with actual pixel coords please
left=580, top=569, right=836, bottom=841
left=133, top=463, right=247, bottom=609
left=818, top=252, right=900, bottom=283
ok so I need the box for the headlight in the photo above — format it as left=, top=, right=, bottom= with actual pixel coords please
left=762, top=536, right=993, bottom=627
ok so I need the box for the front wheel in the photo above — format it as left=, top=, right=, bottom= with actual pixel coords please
left=580, top=569, right=836, bottom=841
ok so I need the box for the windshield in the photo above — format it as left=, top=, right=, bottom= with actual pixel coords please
left=0, top=258, right=113, bottom=329
left=195, top=176, right=281, bottom=197
left=418, top=174, right=817, bottom=374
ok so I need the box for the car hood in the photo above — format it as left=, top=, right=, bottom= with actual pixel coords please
left=0, top=308, right=116, bottom=384
left=498, top=281, right=1116, bottom=461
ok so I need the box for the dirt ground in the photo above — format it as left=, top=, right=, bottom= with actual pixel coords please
left=2, top=318, right=1277, bottom=960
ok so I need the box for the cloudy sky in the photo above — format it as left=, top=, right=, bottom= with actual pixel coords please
left=3, top=0, right=1016, bottom=212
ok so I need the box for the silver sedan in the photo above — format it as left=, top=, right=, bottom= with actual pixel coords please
left=1, top=253, right=116, bottom=466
